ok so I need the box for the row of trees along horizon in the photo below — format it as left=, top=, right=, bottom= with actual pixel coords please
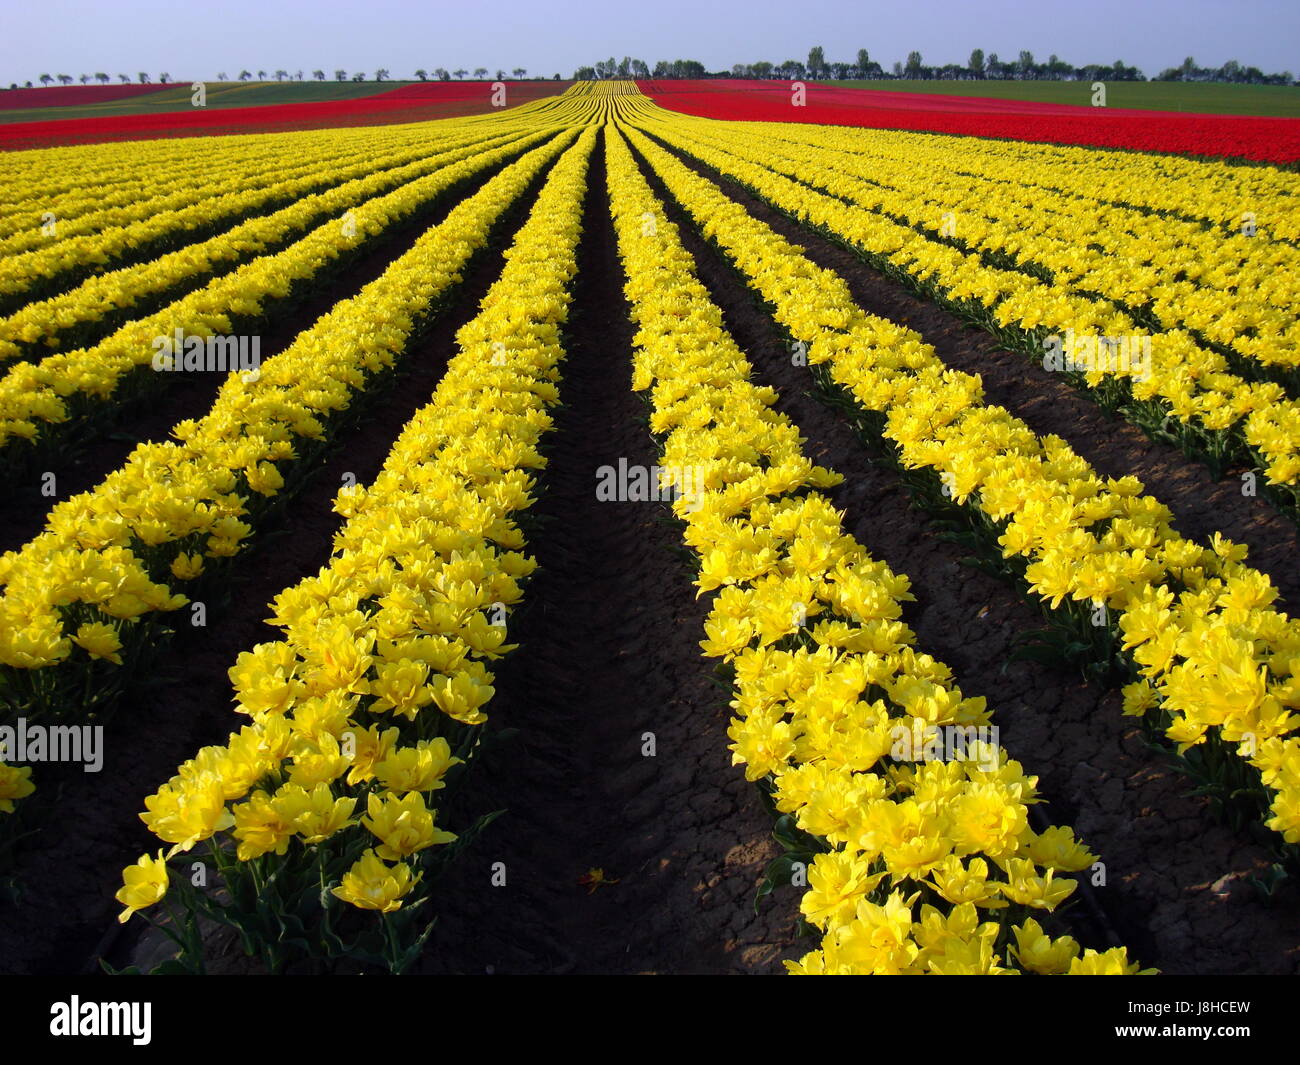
left=575, top=48, right=1297, bottom=85
left=10, top=69, right=560, bottom=90
left=9, top=50, right=1297, bottom=92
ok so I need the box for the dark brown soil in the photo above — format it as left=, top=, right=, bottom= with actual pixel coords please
left=0, top=160, right=549, bottom=977
left=632, top=134, right=1300, bottom=975
left=0, top=152, right=517, bottom=557
left=418, top=140, right=803, bottom=975
left=649, top=134, right=1300, bottom=614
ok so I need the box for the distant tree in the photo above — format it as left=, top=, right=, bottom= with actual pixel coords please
left=272, top=69, right=286, bottom=81
left=158, top=73, right=171, bottom=84
left=631, top=58, right=649, bottom=78
left=1017, top=50, right=1035, bottom=78
left=1157, top=56, right=1193, bottom=81
left=512, top=67, right=526, bottom=79
left=474, top=67, right=487, bottom=78
left=256, top=69, right=266, bottom=80
left=375, top=68, right=389, bottom=81
left=240, top=70, right=252, bottom=81
left=808, top=45, right=826, bottom=79
left=892, top=60, right=903, bottom=78
left=217, top=72, right=229, bottom=81
left=435, top=68, right=449, bottom=80
left=553, top=73, right=560, bottom=80
left=57, top=73, right=73, bottom=84
left=904, top=51, right=923, bottom=78
left=574, top=65, right=596, bottom=80
left=95, top=72, right=110, bottom=84
left=312, top=69, right=325, bottom=81
left=856, top=49, right=870, bottom=77
left=79, top=74, right=90, bottom=84
left=969, top=48, right=984, bottom=78
left=495, top=68, right=504, bottom=79
left=335, top=69, right=347, bottom=81
left=352, top=72, right=365, bottom=81
left=414, top=68, right=428, bottom=81
left=39, top=73, right=52, bottom=86
left=453, top=68, right=467, bottom=79
left=986, top=52, right=1001, bottom=78
left=753, top=60, right=773, bottom=79
left=1045, top=54, right=1072, bottom=80
left=118, top=73, right=130, bottom=83
left=296, top=71, right=303, bottom=81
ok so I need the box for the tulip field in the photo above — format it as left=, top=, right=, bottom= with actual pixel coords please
left=0, top=79, right=1298, bottom=977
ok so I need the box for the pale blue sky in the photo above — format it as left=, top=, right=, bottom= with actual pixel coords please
left=2, top=0, right=1296, bottom=83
